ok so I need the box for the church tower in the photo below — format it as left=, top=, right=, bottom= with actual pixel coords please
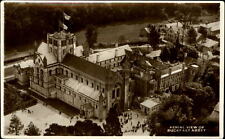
left=47, top=31, right=76, bottom=62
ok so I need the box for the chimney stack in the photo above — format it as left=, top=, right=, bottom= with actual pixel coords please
left=96, top=54, right=100, bottom=63
left=115, top=49, right=118, bottom=57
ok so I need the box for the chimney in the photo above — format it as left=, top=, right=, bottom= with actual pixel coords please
left=169, top=68, right=172, bottom=75
left=115, top=43, right=118, bottom=47
left=115, top=49, right=118, bottom=57
left=96, top=54, right=100, bottom=63
left=140, top=72, right=144, bottom=78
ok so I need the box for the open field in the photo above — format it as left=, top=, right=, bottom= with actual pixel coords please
left=76, top=22, right=149, bottom=45
left=4, top=19, right=163, bottom=56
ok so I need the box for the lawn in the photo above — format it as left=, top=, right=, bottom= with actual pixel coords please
left=75, top=22, right=150, bottom=45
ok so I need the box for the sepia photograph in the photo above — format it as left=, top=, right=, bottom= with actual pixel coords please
left=1, top=1, right=224, bottom=138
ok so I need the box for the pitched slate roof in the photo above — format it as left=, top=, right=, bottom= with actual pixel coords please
left=201, top=38, right=219, bottom=48
left=87, top=45, right=132, bottom=63
left=14, top=59, right=34, bottom=69
left=65, top=78, right=100, bottom=101
left=146, top=50, right=162, bottom=58
left=62, top=53, right=117, bottom=82
left=37, top=42, right=57, bottom=65
left=207, top=21, right=220, bottom=32
left=140, top=99, right=159, bottom=109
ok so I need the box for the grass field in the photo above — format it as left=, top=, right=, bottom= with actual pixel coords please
left=5, top=19, right=162, bottom=56
left=76, top=22, right=149, bottom=45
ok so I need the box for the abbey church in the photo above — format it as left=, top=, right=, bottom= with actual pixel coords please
left=30, top=31, right=132, bottom=120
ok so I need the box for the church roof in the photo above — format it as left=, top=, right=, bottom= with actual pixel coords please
left=87, top=45, right=132, bottom=63
left=37, top=42, right=57, bottom=65
left=13, top=59, right=34, bottom=69
left=62, top=53, right=117, bottom=82
left=65, top=78, right=100, bottom=101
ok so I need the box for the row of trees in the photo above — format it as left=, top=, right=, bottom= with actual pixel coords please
left=44, top=106, right=122, bottom=136
left=8, top=106, right=122, bottom=136
left=5, top=3, right=219, bottom=50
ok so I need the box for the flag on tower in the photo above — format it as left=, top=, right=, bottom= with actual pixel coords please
left=59, top=21, right=68, bottom=30
left=63, top=12, right=71, bottom=20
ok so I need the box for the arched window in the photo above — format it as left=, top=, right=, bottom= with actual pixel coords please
left=65, top=70, right=68, bottom=76
left=37, top=67, right=39, bottom=74
left=49, top=70, right=52, bottom=76
left=112, top=90, right=115, bottom=99
left=116, top=88, right=120, bottom=97
left=49, top=38, right=52, bottom=44
left=40, top=69, right=43, bottom=75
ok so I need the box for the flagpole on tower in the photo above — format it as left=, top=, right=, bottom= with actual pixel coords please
left=62, top=11, right=64, bottom=32
left=58, top=11, right=71, bottom=32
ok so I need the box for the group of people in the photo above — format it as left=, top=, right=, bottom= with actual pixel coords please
left=22, top=108, right=33, bottom=114
left=119, top=111, right=148, bottom=134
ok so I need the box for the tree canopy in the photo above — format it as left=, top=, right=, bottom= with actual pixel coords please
left=148, top=25, right=160, bottom=49
left=8, top=114, right=24, bottom=135
left=103, top=107, right=122, bottom=136
left=44, top=120, right=104, bottom=136
left=74, top=120, right=104, bottom=136
left=198, top=26, right=208, bottom=38
left=24, top=122, right=41, bottom=136
left=147, top=95, right=194, bottom=136
left=85, top=25, right=98, bottom=49
left=187, top=27, right=198, bottom=45
left=183, top=82, right=217, bottom=122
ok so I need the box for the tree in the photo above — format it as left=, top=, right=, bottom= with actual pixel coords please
left=160, top=47, right=170, bottom=62
left=185, top=46, right=199, bottom=59
left=103, top=107, right=122, bottom=136
left=85, top=24, right=98, bottom=49
left=118, top=35, right=126, bottom=43
left=200, top=60, right=219, bottom=102
left=24, top=122, right=41, bottom=136
left=8, top=114, right=24, bottom=135
left=74, top=120, right=104, bottom=136
left=147, top=95, right=194, bottom=136
left=183, top=82, right=216, bottom=120
left=44, top=123, right=67, bottom=136
left=175, top=37, right=185, bottom=62
left=198, top=26, right=208, bottom=39
left=148, top=25, right=160, bottom=50
left=187, top=27, right=197, bottom=45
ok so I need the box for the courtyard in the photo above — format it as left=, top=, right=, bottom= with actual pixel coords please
left=4, top=101, right=149, bottom=136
